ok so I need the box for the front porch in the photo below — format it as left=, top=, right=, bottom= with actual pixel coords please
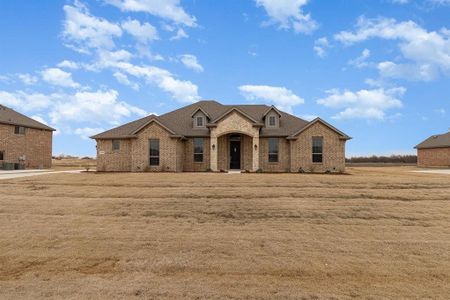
left=211, top=133, right=257, bottom=171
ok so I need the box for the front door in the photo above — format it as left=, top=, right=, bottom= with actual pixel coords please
left=229, top=140, right=241, bottom=169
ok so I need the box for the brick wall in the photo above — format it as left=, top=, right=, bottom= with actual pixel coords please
left=290, top=122, right=346, bottom=173
left=96, top=139, right=132, bottom=171
left=183, top=137, right=211, bottom=171
left=417, top=148, right=450, bottom=168
left=0, top=123, right=52, bottom=169
left=259, top=137, right=290, bottom=172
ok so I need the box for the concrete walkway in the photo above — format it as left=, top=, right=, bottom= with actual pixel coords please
left=413, top=169, right=450, bottom=175
left=0, top=169, right=83, bottom=180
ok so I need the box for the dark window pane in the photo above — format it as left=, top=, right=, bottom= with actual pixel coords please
left=112, top=139, right=120, bottom=150
left=15, top=126, right=25, bottom=135
left=268, top=138, right=278, bottom=163
left=194, top=154, right=203, bottom=162
left=0, top=151, right=3, bottom=160
left=269, top=116, right=276, bottom=126
left=196, top=117, right=204, bottom=127
left=193, top=138, right=204, bottom=162
left=149, top=139, right=160, bottom=166
left=312, top=154, right=323, bottom=163
left=150, top=157, right=160, bottom=166
left=312, top=137, right=323, bottom=163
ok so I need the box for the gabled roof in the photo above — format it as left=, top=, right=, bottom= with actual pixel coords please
left=0, top=104, right=55, bottom=131
left=415, top=131, right=450, bottom=149
left=210, top=107, right=259, bottom=124
left=190, top=107, right=211, bottom=119
left=262, top=105, right=282, bottom=118
left=287, top=118, right=351, bottom=140
left=91, top=100, right=340, bottom=139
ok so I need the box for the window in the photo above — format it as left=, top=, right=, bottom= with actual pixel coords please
left=268, top=138, right=279, bottom=163
left=196, top=116, right=204, bottom=127
left=149, top=139, right=160, bottom=166
left=0, top=151, right=4, bottom=161
left=112, top=139, right=120, bottom=151
left=268, top=116, right=276, bottom=127
left=14, top=126, right=25, bottom=135
left=193, top=138, right=204, bottom=162
left=312, top=137, right=323, bottom=163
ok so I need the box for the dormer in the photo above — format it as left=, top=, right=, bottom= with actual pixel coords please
left=191, top=107, right=211, bottom=129
left=263, top=106, right=282, bottom=128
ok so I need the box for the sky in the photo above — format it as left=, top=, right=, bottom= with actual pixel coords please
left=0, top=0, right=449, bottom=157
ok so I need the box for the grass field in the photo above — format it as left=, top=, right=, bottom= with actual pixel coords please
left=1, top=167, right=450, bottom=299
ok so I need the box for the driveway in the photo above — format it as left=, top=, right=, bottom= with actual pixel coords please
left=0, top=169, right=83, bottom=180
left=413, top=169, right=450, bottom=175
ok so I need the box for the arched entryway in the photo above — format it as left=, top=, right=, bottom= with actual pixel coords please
left=216, top=133, right=254, bottom=171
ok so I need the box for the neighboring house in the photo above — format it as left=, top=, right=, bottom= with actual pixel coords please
left=91, top=100, right=351, bottom=173
left=0, top=105, right=54, bottom=169
left=415, top=130, right=450, bottom=168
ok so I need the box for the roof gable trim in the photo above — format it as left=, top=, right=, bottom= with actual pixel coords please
left=289, top=118, right=351, bottom=140
left=211, top=107, right=258, bottom=124
left=131, top=117, right=176, bottom=135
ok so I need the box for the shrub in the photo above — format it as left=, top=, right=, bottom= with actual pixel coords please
left=256, top=168, right=263, bottom=173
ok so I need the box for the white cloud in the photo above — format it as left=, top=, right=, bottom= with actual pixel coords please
left=348, top=48, right=371, bottom=68
left=239, top=84, right=304, bottom=113
left=49, top=89, right=146, bottom=125
left=335, top=17, right=450, bottom=81
left=255, top=0, right=317, bottom=34
left=41, top=68, right=80, bottom=88
left=74, top=127, right=105, bottom=139
left=104, top=0, right=197, bottom=27
left=179, top=54, right=204, bottom=72
left=170, top=28, right=189, bottom=40
left=18, top=73, right=38, bottom=85
left=113, top=72, right=139, bottom=90
left=121, top=19, right=158, bottom=44
left=313, top=37, right=330, bottom=58
left=57, top=60, right=79, bottom=69
left=317, top=87, right=405, bottom=120
left=427, top=0, right=450, bottom=5
left=0, top=91, right=51, bottom=111
left=62, top=2, right=122, bottom=52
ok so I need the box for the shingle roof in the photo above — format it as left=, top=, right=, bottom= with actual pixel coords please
left=415, top=131, right=450, bottom=149
left=0, top=105, right=55, bottom=131
left=91, top=100, right=346, bottom=139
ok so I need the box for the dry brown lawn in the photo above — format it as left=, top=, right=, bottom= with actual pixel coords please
left=0, top=167, right=449, bottom=299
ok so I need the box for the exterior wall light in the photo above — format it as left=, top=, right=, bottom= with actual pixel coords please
left=212, top=144, right=216, bottom=150
left=254, top=144, right=258, bottom=151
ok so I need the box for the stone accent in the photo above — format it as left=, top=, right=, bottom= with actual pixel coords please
left=183, top=137, right=211, bottom=171
left=210, top=111, right=259, bottom=171
left=417, top=148, right=450, bottom=168
left=290, top=122, right=346, bottom=173
left=0, top=123, right=52, bottom=169
left=259, top=137, right=290, bottom=172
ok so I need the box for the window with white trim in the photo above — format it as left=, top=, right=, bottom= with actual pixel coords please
left=196, top=116, right=204, bottom=127
left=193, top=138, right=204, bottom=162
left=268, top=138, right=279, bottom=163
left=312, top=137, right=323, bottom=163
left=14, top=126, right=25, bottom=135
left=112, top=139, right=120, bottom=151
left=269, top=116, right=276, bottom=127
left=149, top=139, right=160, bottom=166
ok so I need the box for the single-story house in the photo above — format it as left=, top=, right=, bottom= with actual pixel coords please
left=91, top=100, right=351, bottom=173
left=0, top=105, right=54, bottom=169
left=415, top=130, right=450, bottom=168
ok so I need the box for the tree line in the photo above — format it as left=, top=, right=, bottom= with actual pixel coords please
left=346, top=155, right=417, bottom=164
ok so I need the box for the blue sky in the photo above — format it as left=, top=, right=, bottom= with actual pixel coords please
left=0, top=0, right=449, bottom=157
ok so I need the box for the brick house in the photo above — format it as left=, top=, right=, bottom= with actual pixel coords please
left=0, top=105, right=54, bottom=169
left=415, top=130, right=450, bottom=168
left=91, top=100, right=351, bottom=173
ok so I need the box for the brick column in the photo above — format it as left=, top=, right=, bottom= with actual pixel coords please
left=252, top=136, right=259, bottom=171
left=210, top=136, right=218, bottom=171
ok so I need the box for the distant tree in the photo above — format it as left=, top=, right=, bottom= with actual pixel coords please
left=346, top=155, right=417, bottom=164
